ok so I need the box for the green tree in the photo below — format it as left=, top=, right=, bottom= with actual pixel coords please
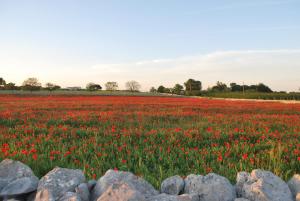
left=157, top=85, right=166, bottom=93
left=45, top=83, right=61, bottom=91
left=212, top=81, right=228, bottom=92
left=4, top=82, right=19, bottom=90
left=257, top=83, right=272, bottom=93
left=86, top=83, right=102, bottom=91
left=184, top=79, right=202, bottom=95
left=173, top=84, right=183, bottom=95
left=0, top=78, right=6, bottom=86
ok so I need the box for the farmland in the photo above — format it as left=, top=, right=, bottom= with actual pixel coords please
left=0, top=95, right=299, bottom=188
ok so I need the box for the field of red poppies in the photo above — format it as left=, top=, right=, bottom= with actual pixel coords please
left=0, top=95, right=299, bottom=187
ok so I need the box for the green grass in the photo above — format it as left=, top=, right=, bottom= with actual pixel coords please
left=200, top=91, right=300, bottom=100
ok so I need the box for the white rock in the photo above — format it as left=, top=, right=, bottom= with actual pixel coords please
left=0, top=159, right=38, bottom=197
left=234, top=199, right=250, bottom=201
left=58, top=192, right=81, bottom=201
left=184, top=173, right=236, bottom=201
left=91, top=169, right=158, bottom=201
left=75, top=183, right=89, bottom=201
left=36, top=167, right=85, bottom=201
left=146, top=193, right=199, bottom=201
left=161, top=176, right=184, bottom=195
left=0, top=177, right=39, bottom=197
left=96, top=182, right=146, bottom=201
left=236, top=169, right=293, bottom=201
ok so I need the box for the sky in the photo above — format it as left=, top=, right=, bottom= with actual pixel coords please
left=0, top=0, right=300, bottom=91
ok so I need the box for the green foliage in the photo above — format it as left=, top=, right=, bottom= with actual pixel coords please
left=86, top=83, right=102, bottom=91
left=184, top=79, right=202, bottom=92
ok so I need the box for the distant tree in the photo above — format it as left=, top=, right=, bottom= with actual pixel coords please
left=22, top=77, right=41, bottom=91
left=157, top=85, right=166, bottom=93
left=105, top=81, right=118, bottom=91
left=173, top=84, right=184, bottom=95
left=257, top=83, right=272, bottom=93
left=125, top=80, right=141, bottom=92
left=86, top=82, right=102, bottom=91
left=230, top=83, right=243, bottom=92
left=149, top=87, right=157, bottom=93
left=4, top=82, right=19, bottom=90
left=0, top=78, right=6, bottom=86
left=212, top=81, right=228, bottom=92
left=184, top=79, right=202, bottom=92
left=45, top=83, right=61, bottom=91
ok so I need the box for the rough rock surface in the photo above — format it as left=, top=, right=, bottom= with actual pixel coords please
left=34, top=189, right=55, bottom=201
left=234, top=199, right=250, bottom=201
left=288, top=174, right=300, bottom=197
left=36, top=167, right=85, bottom=201
left=58, top=192, right=81, bottom=201
left=236, top=169, right=293, bottom=201
left=96, top=182, right=146, bottom=201
left=91, top=169, right=158, bottom=201
left=146, top=193, right=199, bottom=201
left=161, top=176, right=184, bottom=195
left=184, top=173, right=236, bottom=201
left=75, top=183, right=90, bottom=201
left=0, top=159, right=38, bottom=197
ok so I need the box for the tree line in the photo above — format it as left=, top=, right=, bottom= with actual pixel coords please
left=0, top=77, right=141, bottom=92
left=150, top=79, right=274, bottom=95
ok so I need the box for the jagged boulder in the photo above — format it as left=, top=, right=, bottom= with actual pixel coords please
left=236, top=169, right=293, bottom=201
left=0, top=159, right=38, bottom=197
left=91, top=169, right=158, bottom=201
left=75, top=183, right=89, bottom=201
left=184, top=173, right=236, bottom=201
left=58, top=192, right=81, bottom=201
left=35, top=167, right=85, bottom=201
left=96, top=182, right=146, bottom=201
left=161, top=176, right=184, bottom=195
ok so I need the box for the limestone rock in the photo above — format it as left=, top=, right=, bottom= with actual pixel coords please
left=0, top=177, right=39, bottom=197
left=161, top=176, right=184, bottom=195
left=36, top=167, right=85, bottom=201
left=75, top=183, right=89, bottom=201
left=58, top=192, right=81, bottom=201
left=0, top=159, right=38, bottom=197
left=96, top=182, right=146, bottom=201
left=184, top=173, right=236, bottom=201
left=146, top=193, right=199, bottom=201
left=236, top=169, right=293, bottom=201
left=34, top=189, right=55, bottom=201
left=91, top=169, right=158, bottom=201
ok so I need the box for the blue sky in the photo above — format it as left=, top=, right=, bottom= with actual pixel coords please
left=0, top=0, right=300, bottom=91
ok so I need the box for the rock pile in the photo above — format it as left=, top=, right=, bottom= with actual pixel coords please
left=0, top=159, right=299, bottom=201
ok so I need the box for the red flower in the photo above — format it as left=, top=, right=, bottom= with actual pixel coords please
left=242, top=154, right=248, bottom=160
left=32, top=154, right=38, bottom=160
left=217, top=155, right=223, bottom=162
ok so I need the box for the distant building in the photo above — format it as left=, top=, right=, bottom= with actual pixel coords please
left=65, top=87, right=82, bottom=91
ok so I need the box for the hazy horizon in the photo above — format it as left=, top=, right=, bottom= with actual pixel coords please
left=1, top=0, right=300, bottom=91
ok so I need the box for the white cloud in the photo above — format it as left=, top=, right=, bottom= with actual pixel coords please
left=89, top=49, right=300, bottom=92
